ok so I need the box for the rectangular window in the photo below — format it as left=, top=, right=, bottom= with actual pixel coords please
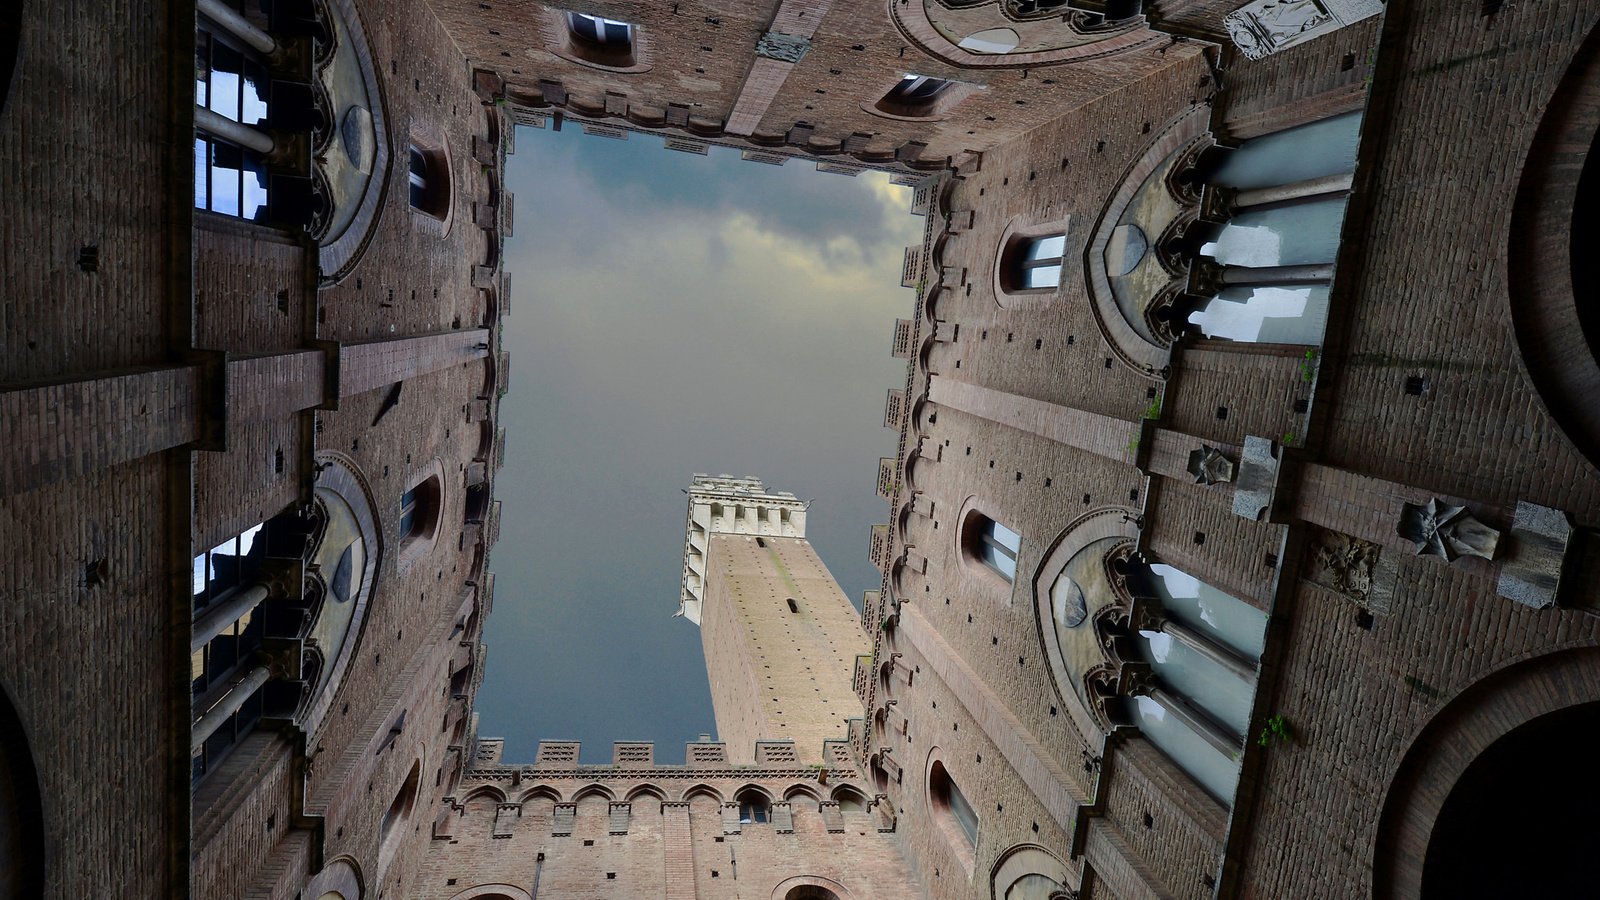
left=194, top=25, right=271, bottom=220
left=194, top=135, right=270, bottom=220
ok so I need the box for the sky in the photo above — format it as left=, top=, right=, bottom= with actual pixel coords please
left=478, top=124, right=923, bottom=764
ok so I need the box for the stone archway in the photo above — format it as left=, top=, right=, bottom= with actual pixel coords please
left=1420, top=701, right=1600, bottom=897
left=1373, top=647, right=1600, bottom=898
left=1508, top=19, right=1600, bottom=470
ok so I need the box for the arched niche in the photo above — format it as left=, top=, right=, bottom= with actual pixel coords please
left=0, top=682, right=44, bottom=898
left=1508, top=19, right=1600, bottom=472
left=990, top=843, right=1073, bottom=900
left=1030, top=508, right=1141, bottom=742
left=891, top=0, right=1162, bottom=69
left=1082, top=106, right=1212, bottom=377
left=303, top=857, right=364, bottom=900
left=771, top=874, right=853, bottom=900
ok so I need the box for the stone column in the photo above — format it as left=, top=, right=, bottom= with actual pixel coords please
left=190, top=665, right=271, bottom=752
left=197, top=0, right=276, bottom=54
left=191, top=584, right=271, bottom=653
left=1145, top=686, right=1240, bottom=758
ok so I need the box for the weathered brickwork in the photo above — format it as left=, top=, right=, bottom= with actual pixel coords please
left=8, top=0, right=1600, bottom=897
left=419, top=764, right=922, bottom=899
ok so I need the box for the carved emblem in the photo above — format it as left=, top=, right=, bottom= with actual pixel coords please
left=1187, top=446, right=1236, bottom=485
left=1397, top=499, right=1501, bottom=561
left=754, top=31, right=811, bottom=63
left=1224, top=0, right=1334, bottom=60
left=1308, top=531, right=1379, bottom=601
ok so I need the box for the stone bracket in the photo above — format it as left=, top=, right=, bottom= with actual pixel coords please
left=1496, top=501, right=1576, bottom=610
left=182, top=348, right=230, bottom=452
left=1232, top=435, right=1280, bottom=521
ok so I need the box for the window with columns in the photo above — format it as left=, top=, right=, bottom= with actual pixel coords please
left=1041, top=535, right=1268, bottom=806
left=1184, top=112, right=1362, bottom=345
left=194, top=4, right=277, bottom=221
left=190, top=464, right=380, bottom=785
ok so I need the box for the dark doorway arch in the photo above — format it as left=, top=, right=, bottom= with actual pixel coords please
left=1, top=683, right=45, bottom=897
left=1421, top=701, right=1600, bottom=898
left=1, top=2, right=20, bottom=118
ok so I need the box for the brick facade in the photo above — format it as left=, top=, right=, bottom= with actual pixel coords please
left=4, top=0, right=1599, bottom=897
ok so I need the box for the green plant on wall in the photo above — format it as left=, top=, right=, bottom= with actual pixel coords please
left=1257, top=714, right=1293, bottom=747
left=1300, top=349, right=1318, bottom=383
left=1143, top=395, right=1162, bottom=420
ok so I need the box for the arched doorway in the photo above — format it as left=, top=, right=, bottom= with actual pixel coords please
left=1421, top=701, right=1600, bottom=897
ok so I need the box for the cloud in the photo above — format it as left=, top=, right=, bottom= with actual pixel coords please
left=484, top=124, right=920, bottom=762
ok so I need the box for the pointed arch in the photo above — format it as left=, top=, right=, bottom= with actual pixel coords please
left=516, top=784, right=562, bottom=804
left=458, top=784, right=508, bottom=806
left=625, top=783, right=668, bottom=803
left=681, top=782, right=724, bottom=804
left=782, top=783, right=822, bottom=803
left=731, top=782, right=774, bottom=804
left=571, top=783, right=616, bottom=803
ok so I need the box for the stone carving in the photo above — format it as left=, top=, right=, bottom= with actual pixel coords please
left=1397, top=499, right=1501, bottom=561
left=1187, top=446, right=1236, bottom=485
left=1308, top=531, right=1379, bottom=602
left=1224, top=0, right=1382, bottom=61
left=754, top=31, right=811, bottom=63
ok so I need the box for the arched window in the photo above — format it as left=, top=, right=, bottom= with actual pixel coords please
left=877, top=74, right=953, bottom=118
left=563, top=11, right=638, bottom=68
left=965, top=513, right=1021, bottom=582
left=406, top=139, right=450, bottom=221
left=400, top=476, right=441, bottom=543
left=377, top=759, right=421, bottom=873
left=929, top=759, right=978, bottom=861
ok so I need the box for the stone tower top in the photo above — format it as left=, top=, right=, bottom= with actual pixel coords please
left=677, top=474, right=808, bottom=624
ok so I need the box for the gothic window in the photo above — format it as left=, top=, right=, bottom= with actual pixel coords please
left=192, top=523, right=265, bottom=613
left=966, top=514, right=1021, bottom=582
left=736, top=789, right=770, bottom=824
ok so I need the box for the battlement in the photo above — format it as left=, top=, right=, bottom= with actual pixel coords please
left=677, top=474, right=808, bottom=624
